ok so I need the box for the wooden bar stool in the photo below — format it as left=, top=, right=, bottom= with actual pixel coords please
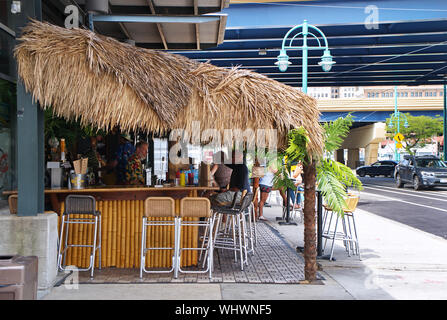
left=8, top=195, right=17, bottom=214
left=322, top=195, right=361, bottom=261
left=176, top=197, right=215, bottom=279
left=140, top=197, right=176, bottom=278
left=57, top=195, right=101, bottom=279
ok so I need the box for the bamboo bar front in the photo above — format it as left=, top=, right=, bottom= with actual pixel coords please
left=5, top=186, right=217, bottom=269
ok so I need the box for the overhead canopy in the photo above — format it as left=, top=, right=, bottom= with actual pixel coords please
left=14, top=20, right=323, bottom=154
left=43, top=0, right=229, bottom=50
left=173, top=0, right=447, bottom=87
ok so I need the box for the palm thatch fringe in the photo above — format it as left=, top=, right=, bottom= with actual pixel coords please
left=15, top=20, right=323, bottom=155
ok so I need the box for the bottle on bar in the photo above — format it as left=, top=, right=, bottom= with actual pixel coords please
left=60, top=138, right=66, bottom=162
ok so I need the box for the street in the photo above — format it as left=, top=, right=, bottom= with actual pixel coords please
left=358, top=176, right=447, bottom=240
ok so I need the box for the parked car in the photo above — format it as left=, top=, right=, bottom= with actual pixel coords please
left=356, top=160, right=398, bottom=177
left=394, top=155, right=447, bottom=190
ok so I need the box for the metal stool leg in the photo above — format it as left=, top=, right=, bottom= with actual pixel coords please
left=240, top=213, right=248, bottom=264
left=329, top=214, right=339, bottom=261
left=57, top=215, right=65, bottom=271
left=323, top=210, right=335, bottom=253
left=232, top=215, right=237, bottom=262
left=341, top=215, right=352, bottom=257
left=245, top=208, right=254, bottom=254
left=90, top=216, right=98, bottom=279
left=140, top=217, right=147, bottom=279
left=251, top=205, right=258, bottom=246
left=237, top=214, right=244, bottom=270
left=350, top=213, right=361, bottom=260
left=98, top=215, right=102, bottom=270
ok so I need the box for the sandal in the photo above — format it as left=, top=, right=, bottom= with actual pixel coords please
left=258, top=216, right=268, bottom=221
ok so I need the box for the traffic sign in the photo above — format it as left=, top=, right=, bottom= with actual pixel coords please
left=396, top=142, right=403, bottom=149
left=394, top=133, right=404, bottom=142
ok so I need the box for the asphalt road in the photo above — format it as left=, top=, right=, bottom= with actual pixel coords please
left=357, top=176, right=447, bottom=239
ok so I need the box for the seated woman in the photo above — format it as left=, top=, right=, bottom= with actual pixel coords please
left=210, top=151, right=232, bottom=191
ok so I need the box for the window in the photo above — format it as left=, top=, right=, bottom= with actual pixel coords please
left=405, top=92, right=408, bottom=97
left=0, top=79, right=17, bottom=195
left=434, top=92, right=437, bottom=97
left=411, top=92, right=414, bottom=97
left=416, top=159, right=446, bottom=168
left=372, top=162, right=381, bottom=167
left=153, top=138, right=168, bottom=178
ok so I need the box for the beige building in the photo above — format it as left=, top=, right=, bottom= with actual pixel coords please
left=363, top=85, right=444, bottom=99
left=309, top=85, right=444, bottom=100
left=313, top=85, right=445, bottom=167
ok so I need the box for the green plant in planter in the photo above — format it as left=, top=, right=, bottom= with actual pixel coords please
left=44, top=108, right=106, bottom=157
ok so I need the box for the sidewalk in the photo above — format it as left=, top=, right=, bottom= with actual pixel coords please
left=41, top=194, right=447, bottom=300
left=266, top=197, right=447, bottom=300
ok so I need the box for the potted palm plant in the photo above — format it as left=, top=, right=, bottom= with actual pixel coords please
left=273, top=115, right=362, bottom=216
left=269, top=115, right=362, bottom=281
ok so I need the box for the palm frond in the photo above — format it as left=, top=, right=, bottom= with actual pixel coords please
left=323, top=114, right=353, bottom=154
left=318, top=158, right=363, bottom=191
left=316, top=169, right=347, bottom=217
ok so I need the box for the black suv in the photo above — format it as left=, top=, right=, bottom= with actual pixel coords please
left=356, top=160, right=398, bottom=178
left=394, top=155, right=447, bottom=190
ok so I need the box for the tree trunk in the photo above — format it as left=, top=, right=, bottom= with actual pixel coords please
left=303, top=160, right=317, bottom=281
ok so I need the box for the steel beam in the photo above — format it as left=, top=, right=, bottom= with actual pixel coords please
left=91, top=14, right=222, bottom=24
left=15, top=0, right=44, bottom=216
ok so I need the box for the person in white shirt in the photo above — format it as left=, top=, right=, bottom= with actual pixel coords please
left=257, top=162, right=277, bottom=221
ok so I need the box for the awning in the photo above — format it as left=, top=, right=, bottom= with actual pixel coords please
left=43, top=0, right=229, bottom=50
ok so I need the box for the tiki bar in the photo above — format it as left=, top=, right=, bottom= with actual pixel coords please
left=1, top=1, right=323, bottom=297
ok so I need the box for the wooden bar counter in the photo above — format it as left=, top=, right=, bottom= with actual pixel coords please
left=5, top=186, right=218, bottom=269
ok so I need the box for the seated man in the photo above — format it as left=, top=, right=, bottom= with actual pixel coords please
left=209, top=150, right=250, bottom=207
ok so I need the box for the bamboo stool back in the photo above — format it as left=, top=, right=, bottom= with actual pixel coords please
left=343, top=196, right=359, bottom=213
left=180, top=197, right=211, bottom=218
left=144, top=197, right=175, bottom=218
left=65, top=195, right=99, bottom=215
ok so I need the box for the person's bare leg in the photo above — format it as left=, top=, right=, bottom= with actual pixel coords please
left=258, top=192, right=269, bottom=220
left=279, top=188, right=287, bottom=206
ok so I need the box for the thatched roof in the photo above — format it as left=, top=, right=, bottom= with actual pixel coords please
left=15, top=20, right=323, bottom=154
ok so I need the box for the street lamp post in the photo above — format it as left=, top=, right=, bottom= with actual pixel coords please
left=275, top=20, right=334, bottom=241
left=275, top=20, right=335, bottom=94
left=388, top=86, right=409, bottom=162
